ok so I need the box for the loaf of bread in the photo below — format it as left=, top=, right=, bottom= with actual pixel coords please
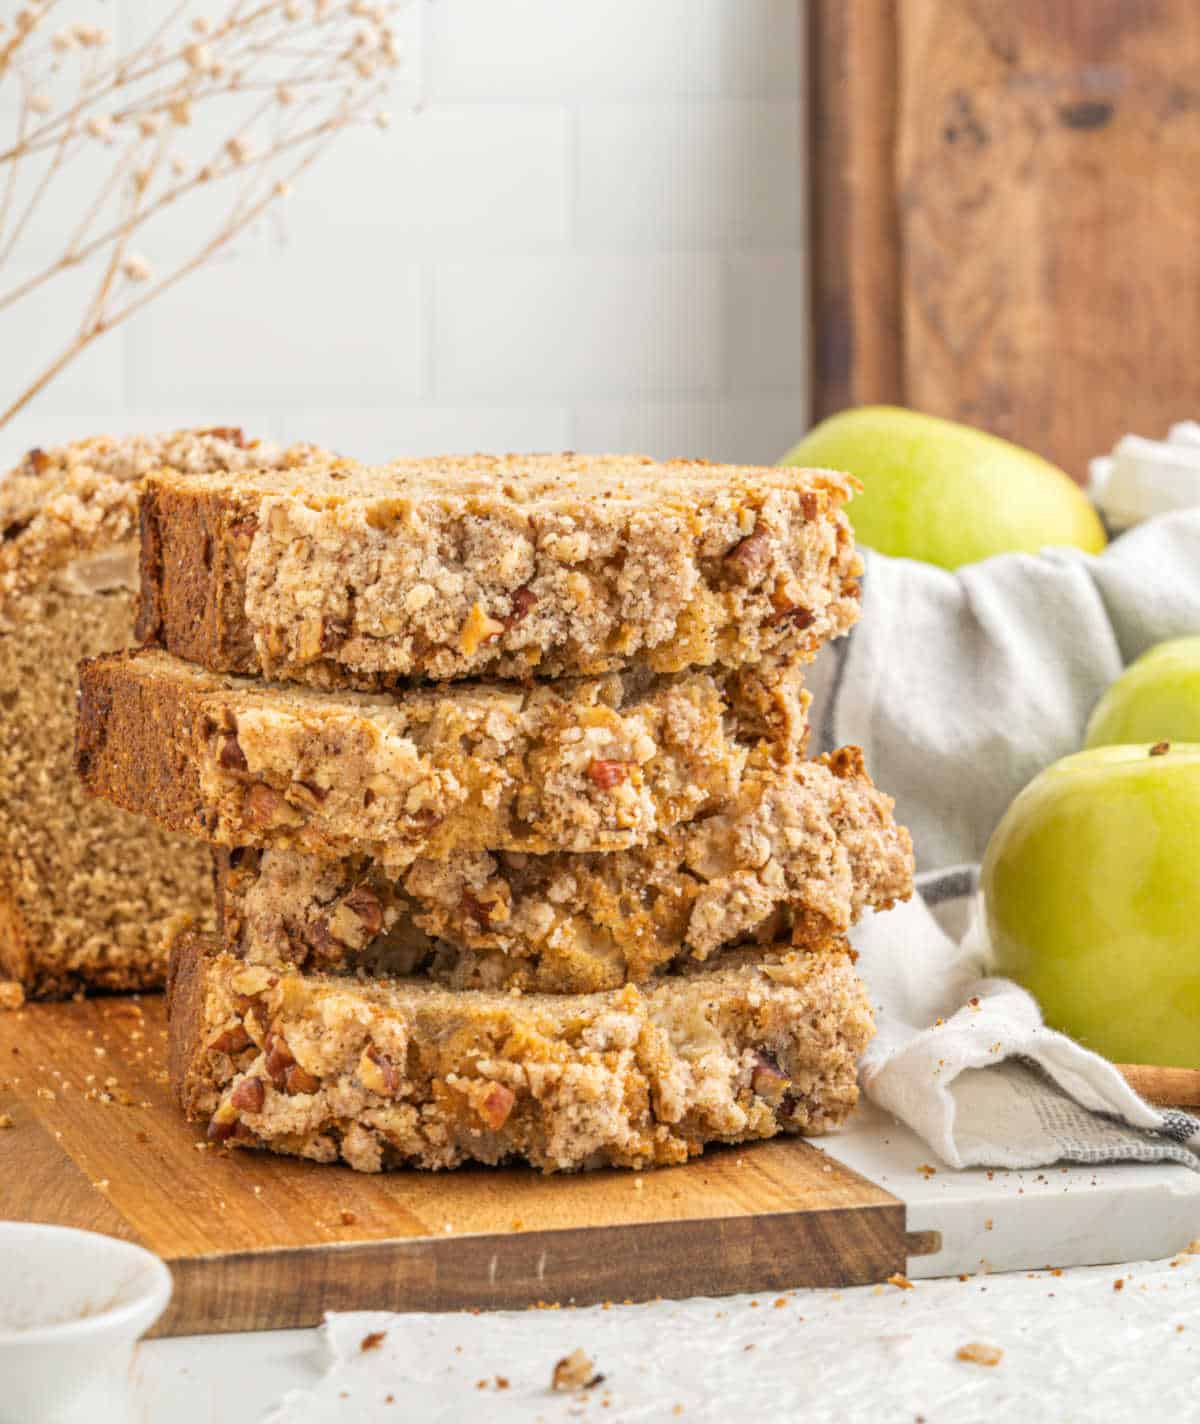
left=168, top=932, right=874, bottom=1172
left=76, top=648, right=811, bottom=868
left=136, top=452, right=861, bottom=688
left=215, top=746, right=914, bottom=993
left=0, top=430, right=321, bottom=999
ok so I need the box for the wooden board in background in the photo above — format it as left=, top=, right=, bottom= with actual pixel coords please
left=0, top=997, right=920, bottom=1338
left=810, top=0, right=1200, bottom=480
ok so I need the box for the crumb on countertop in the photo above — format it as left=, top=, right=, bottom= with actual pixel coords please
left=956, top=1343, right=1003, bottom=1367
left=552, top=1349, right=602, bottom=1392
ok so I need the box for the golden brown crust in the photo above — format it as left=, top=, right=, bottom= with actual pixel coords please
left=76, top=648, right=809, bottom=868
left=168, top=933, right=875, bottom=1173
left=136, top=453, right=861, bottom=687
left=166, top=929, right=206, bottom=1109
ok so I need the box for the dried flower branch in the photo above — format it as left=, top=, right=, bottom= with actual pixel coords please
left=0, top=0, right=407, bottom=431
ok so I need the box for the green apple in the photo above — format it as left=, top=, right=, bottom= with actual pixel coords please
left=982, top=743, right=1200, bottom=1067
left=1085, top=637, right=1200, bottom=749
left=781, top=406, right=1107, bottom=569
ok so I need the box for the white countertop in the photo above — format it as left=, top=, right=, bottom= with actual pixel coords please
left=128, top=1249, right=1200, bottom=1423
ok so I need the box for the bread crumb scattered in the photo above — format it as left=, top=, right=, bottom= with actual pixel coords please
left=1113, top=1278, right=1125, bottom=1292
left=0, top=1113, right=13, bottom=1129
left=552, top=1349, right=601, bottom=1392
left=360, top=1331, right=386, bottom=1353
left=0, top=982, right=24, bottom=1011
left=887, top=1273, right=914, bottom=1290
left=956, top=1343, right=1002, bottom=1367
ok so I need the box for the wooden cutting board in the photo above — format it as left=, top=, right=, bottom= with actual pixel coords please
left=0, top=996, right=929, bottom=1337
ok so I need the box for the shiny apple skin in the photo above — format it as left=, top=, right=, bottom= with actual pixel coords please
left=983, top=743, right=1200, bottom=1068
left=1085, top=637, right=1200, bottom=749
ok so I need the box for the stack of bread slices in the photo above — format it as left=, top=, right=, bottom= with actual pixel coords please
left=75, top=451, right=914, bottom=1173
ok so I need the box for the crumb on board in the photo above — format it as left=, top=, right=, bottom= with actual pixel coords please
left=956, top=1343, right=1003, bottom=1367
left=887, top=1273, right=914, bottom=1290
left=0, top=1113, right=12, bottom=1129
left=360, top=1331, right=386, bottom=1353
left=552, top=1349, right=602, bottom=1392
left=0, top=982, right=24, bottom=1011
left=339, top=1210, right=357, bottom=1226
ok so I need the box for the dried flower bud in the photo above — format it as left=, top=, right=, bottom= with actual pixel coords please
left=170, top=99, right=192, bottom=126
left=52, top=29, right=75, bottom=52
left=225, top=136, right=254, bottom=165
left=137, top=113, right=164, bottom=137
left=273, top=179, right=292, bottom=198
left=183, top=42, right=213, bottom=73
left=192, top=17, right=211, bottom=35
left=121, top=254, right=153, bottom=283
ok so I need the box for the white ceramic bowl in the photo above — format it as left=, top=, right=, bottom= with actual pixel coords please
left=0, top=1223, right=172, bottom=1423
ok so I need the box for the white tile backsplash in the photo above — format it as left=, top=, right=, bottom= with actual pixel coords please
left=125, top=249, right=425, bottom=402
left=0, top=0, right=808, bottom=470
left=575, top=102, right=802, bottom=250
left=431, top=0, right=802, bottom=100
left=435, top=254, right=723, bottom=397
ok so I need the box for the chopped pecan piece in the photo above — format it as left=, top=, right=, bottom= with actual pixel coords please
left=587, top=759, right=630, bottom=790
left=208, top=1024, right=252, bottom=1055
left=460, top=890, right=499, bottom=928
left=285, top=1065, right=320, bottom=1095
left=477, top=1082, right=516, bottom=1131
left=264, top=1028, right=296, bottom=1088
left=230, top=1076, right=265, bottom=1112
left=770, top=598, right=815, bottom=631
left=320, top=616, right=350, bottom=653
left=244, top=783, right=290, bottom=828
left=359, top=1046, right=402, bottom=1097
left=218, top=733, right=248, bottom=772
left=207, top=1102, right=239, bottom=1142
left=552, top=1350, right=602, bottom=1392
left=503, top=585, right=539, bottom=628
left=343, top=884, right=384, bottom=937
left=27, top=447, right=50, bottom=472
left=724, top=528, right=772, bottom=583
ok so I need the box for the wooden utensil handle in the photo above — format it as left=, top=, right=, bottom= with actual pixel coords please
left=1117, top=1064, right=1200, bottom=1109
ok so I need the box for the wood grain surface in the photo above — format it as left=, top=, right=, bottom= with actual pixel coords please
left=1118, top=1063, right=1200, bottom=1108
left=810, top=0, right=1200, bottom=478
left=0, top=997, right=911, bottom=1337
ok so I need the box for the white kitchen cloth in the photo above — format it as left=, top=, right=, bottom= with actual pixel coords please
left=807, top=507, right=1200, bottom=869
left=854, top=867, right=1200, bottom=1171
